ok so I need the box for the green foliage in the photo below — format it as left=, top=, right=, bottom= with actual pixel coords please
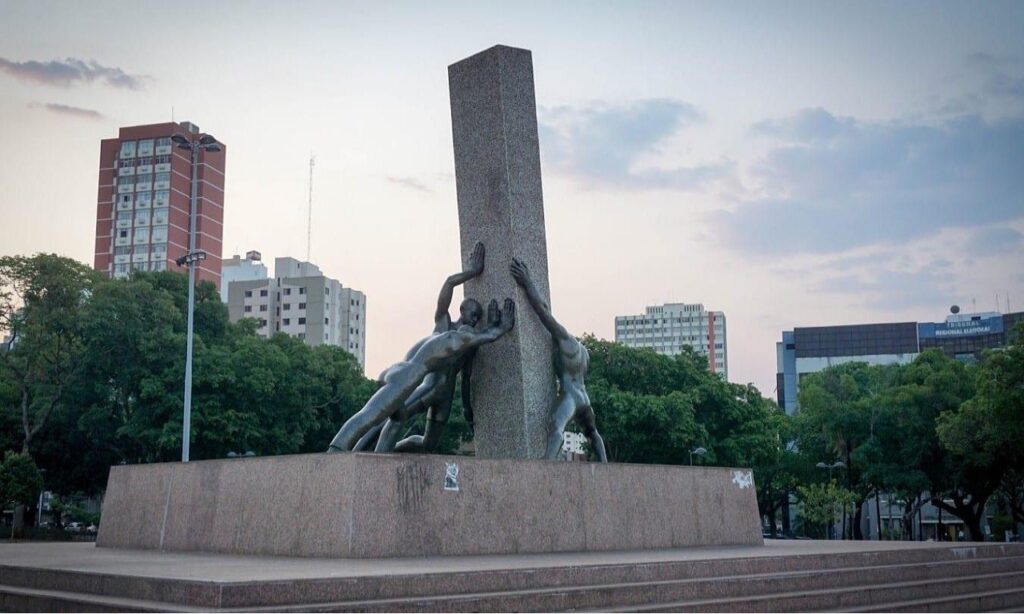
left=0, top=254, right=101, bottom=455
left=0, top=451, right=43, bottom=509
left=1, top=260, right=376, bottom=498
left=796, top=480, right=858, bottom=538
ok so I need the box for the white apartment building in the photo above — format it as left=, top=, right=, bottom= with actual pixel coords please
left=220, top=251, right=269, bottom=302
left=226, top=257, right=366, bottom=369
left=614, top=302, right=728, bottom=379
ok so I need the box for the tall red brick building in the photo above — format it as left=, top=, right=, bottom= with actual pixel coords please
left=94, top=121, right=226, bottom=285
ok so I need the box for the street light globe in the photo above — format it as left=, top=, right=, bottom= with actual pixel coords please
left=692, top=447, right=707, bottom=456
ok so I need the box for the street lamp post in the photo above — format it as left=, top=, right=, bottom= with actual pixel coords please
left=172, top=131, right=220, bottom=463
left=690, top=446, right=707, bottom=466
left=816, top=460, right=847, bottom=539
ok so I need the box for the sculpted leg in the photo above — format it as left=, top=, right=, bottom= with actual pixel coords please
left=544, top=393, right=577, bottom=460
left=353, top=423, right=384, bottom=451
left=376, top=376, right=437, bottom=452
left=327, top=363, right=426, bottom=452
left=579, top=406, right=608, bottom=463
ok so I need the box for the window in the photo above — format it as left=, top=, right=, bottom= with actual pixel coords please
left=152, top=207, right=168, bottom=225
left=115, top=246, right=130, bottom=256
left=325, top=317, right=329, bottom=325
left=259, top=289, right=268, bottom=297
left=283, top=318, right=290, bottom=325
left=325, top=287, right=330, bottom=295
left=298, top=302, right=306, bottom=309
left=259, top=305, right=268, bottom=312
left=152, top=260, right=167, bottom=272
left=134, top=227, right=150, bottom=244
left=136, top=173, right=152, bottom=184
left=298, top=333, right=305, bottom=340
left=135, top=210, right=150, bottom=226
left=119, top=141, right=136, bottom=158
left=244, top=306, right=252, bottom=313
left=151, top=226, right=168, bottom=243
left=137, top=139, right=154, bottom=156
left=155, top=172, right=170, bottom=183
left=156, top=137, right=171, bottom=147
left=299, top=287, right=306, bottom=295
left=244, top=290, right=252, bottom=298
left=283, top=303, right=290, bottom=310
left=133, top=262, right=148, bottom=271
left=298, top=317, right=306, bottom=325
left=114, top=263, right=129, bottom=275
left=284, top=288, right=291, bottom=295
left=154, top=190, right=170, bottom=205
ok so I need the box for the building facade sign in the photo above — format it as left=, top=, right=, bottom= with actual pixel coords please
left=918, top=316, right=1004, bottom=339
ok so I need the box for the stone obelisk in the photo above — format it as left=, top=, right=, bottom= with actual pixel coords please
left=449, top=45, right=554, bottom=459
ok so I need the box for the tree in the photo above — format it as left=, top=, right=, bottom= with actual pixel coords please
left=935, top=325, right=1023, bottom=540
left=796, top=480, right=858, bottom=539
left=795, top=362, right=887, bottom=539
left=0, top=255, right=100, bottom=456
left=0, top=451, right=43, bottom=537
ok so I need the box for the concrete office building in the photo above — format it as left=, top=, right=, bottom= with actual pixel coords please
left=226, top=257, right=366, bottom=368
left=220, top=251, right=269, bottom=302
left=94, top=121, right=226, bottom=284
left=614, top=302, right=728, bottom=379
left=777, top=308, right=1024, bottom=414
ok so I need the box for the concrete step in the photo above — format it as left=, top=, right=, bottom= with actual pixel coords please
left=4, top=544, right=1024, bottom=610
left=0, top=583, right=198, bottom=613
left=226, top=559, right=1024, bottom=612
left=621, top=571, right=1024, bottom=613
left=847, top=586, right=1024, bottom=612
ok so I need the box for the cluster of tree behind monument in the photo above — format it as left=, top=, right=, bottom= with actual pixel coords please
left=1, top=253, right=1021, bottom=542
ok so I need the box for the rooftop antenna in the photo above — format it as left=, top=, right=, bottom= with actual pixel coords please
left=306, top=154, right=315, bottom=263
left=171, top=106, right=175, bottom=122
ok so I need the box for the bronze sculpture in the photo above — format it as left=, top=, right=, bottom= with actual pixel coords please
left=374, top=243, right=486, bottom=453
left=511, top=258, right=607, bottom=462
left=327, top=245, right=515, bottom=452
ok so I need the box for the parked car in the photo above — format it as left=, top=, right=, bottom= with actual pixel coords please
left=65, top=522, right=83, bottom=534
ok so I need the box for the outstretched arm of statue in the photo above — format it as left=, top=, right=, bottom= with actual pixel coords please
left=510, top=258, right=570, bottom=342
left=435, top=242, right=485, bottom=324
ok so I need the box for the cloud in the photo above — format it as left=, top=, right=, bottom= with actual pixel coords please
left=0, top=57, right=144, bottom=89
left=964, top=226, right=1023, bottom=257
left=712, top=109, right=1024, bottom=255
left=386, top=175, right=432, bottom=194
left=813, top=260, right=956, bottom=310
left=965, top=52, right=1024, bottom=101
left=539, top=99, right=732, bottom=191
left=28, top=102, right=103, bottom=120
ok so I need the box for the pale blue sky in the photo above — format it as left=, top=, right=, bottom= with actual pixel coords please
left=1, top=0, right=1022, bottom=395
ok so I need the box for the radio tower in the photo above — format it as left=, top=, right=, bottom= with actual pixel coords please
left=307, top=154, right=315, bottom=262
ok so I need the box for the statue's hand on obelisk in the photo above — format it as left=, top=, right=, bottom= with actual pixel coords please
left=466, top=241, right=485, bottom=277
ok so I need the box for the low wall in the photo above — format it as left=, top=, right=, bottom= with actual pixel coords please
left=97, top=453, right=761, bottom=558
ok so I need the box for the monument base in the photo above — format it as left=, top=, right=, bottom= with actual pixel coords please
left=97, top=452, right=761, bottom=558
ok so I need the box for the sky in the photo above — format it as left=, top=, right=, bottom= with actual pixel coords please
left=1, top=0, right=1022, bottom=397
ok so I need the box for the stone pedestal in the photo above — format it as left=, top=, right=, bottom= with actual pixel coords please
left=97, top=453, right=762, bottom=558
left=449, top=45, right=554, bottom=460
